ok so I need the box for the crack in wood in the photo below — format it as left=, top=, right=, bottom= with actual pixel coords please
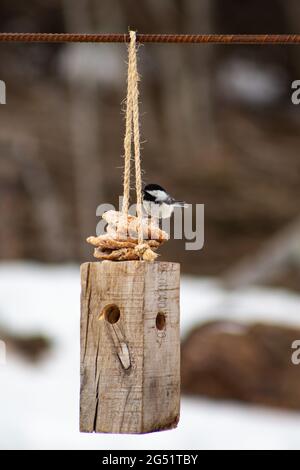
left=120, top=385, right=132, bottom=432
left=94, top=336, right=100, bottom=381
left=93, top=394, right=99, bottom=432
left=93, top=342, right=101, bottom=432
left=83, top=287, right=92, bottom=363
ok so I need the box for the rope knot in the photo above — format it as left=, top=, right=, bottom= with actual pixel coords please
left=134, top=243, right=158, bottom=261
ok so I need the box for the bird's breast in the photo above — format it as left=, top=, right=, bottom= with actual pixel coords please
left=143, top=200, right=174, bottom=219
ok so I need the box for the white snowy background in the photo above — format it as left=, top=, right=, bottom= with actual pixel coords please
left=1, top=262, right=300, bottom=450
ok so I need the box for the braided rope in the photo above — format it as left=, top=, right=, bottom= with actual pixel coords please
left=121, top=31, right=145, bottom=256
left=128, top=31, right=144, bottom=247
left=121, top=36, right=133, bottom=217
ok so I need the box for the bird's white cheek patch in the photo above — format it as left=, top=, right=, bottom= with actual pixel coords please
left=148, top=190, right=167, bottom=202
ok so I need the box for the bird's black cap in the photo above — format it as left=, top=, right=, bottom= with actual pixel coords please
left=143, top=183, right=166, bottom=192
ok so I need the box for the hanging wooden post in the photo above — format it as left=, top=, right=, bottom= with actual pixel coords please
left=80, top=260, right=180, bottom=434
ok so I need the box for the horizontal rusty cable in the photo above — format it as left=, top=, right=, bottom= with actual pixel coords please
left=0, top=33, right=300, bottom=44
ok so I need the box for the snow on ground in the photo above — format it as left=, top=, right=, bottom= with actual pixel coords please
left=0, top=262, right=300, bottom=450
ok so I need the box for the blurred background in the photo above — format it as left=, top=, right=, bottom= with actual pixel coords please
left=1, top=0, right=300, bottom=450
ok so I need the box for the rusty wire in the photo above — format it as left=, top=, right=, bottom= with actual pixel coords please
left=0, top=33, right=300, bottom=44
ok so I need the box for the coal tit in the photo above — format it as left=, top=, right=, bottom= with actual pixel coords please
left=143, top=183, right=188, bottom=219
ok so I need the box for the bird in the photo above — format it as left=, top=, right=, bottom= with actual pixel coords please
left=142, top=183, right=188, bottom=219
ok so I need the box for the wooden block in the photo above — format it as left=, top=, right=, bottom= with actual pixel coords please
left=80, top=260, right=180, bottom=434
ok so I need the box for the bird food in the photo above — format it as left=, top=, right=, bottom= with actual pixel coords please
left=87, top=210, right=168, bottom=261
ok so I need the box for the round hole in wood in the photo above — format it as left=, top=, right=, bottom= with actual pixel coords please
left=156, top=312, right=166, bottom=331
left=102, top=304, right=120, bottom=324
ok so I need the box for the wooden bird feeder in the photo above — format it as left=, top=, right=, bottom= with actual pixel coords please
left=80, top=31, right=181, bottom=434
left=80, top=260, right=180, bottom=433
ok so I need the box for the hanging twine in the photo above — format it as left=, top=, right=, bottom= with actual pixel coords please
left=121, top=30, right=150, bottom=258
left=121, top=32, right=133, bottom=218
left=87, top=30, right=169, bottom=261
left=122, top=31, right=143, bottom=246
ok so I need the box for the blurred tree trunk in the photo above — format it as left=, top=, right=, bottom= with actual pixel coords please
left=63, top=0, right=103, bottom=259
left=153, top=0, right=216, bottom=177
left=0, top=130, right=69, bottom=260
